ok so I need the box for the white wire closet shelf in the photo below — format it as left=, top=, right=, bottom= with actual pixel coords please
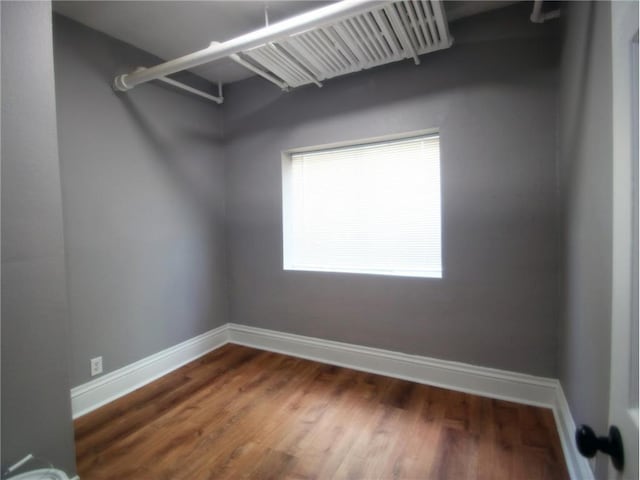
left=113, top=0, right=453, bottom=103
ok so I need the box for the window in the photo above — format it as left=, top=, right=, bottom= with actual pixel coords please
left=282, top=133, right=442, bottom=278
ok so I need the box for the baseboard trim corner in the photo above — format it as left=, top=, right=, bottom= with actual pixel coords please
left=552, top=385, right=595, bottom=480
left=227, top=323, right=558, bottom=408
left=70, top=324, right=229, bottom=418
left=69, top=321, right=589, bottom=480
left=228, top=324, right=591, bottom=479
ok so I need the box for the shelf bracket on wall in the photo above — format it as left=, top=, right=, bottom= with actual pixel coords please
left=530, top=0, right=561, bottom=23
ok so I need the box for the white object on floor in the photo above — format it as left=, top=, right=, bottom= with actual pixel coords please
left=6, top=469, right=69, bottom=480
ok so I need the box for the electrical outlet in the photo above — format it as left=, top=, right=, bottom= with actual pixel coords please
left=90, top=356, right=103, bottom=376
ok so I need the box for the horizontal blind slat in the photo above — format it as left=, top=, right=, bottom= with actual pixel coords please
left=286, top=134, right=442, bottom=278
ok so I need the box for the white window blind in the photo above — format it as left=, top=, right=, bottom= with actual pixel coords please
left=283, top=134, right=442, bottom=278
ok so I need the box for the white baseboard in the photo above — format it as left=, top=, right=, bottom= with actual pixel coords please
left=553, top=385, right=596, bottom=480
left=70, top=324, right=229, bottom=418
left=228, top=323, right=558, bottom=407
left=228, top=323, right=590, bottom=480
left=69, top=322, right=589, bottom=480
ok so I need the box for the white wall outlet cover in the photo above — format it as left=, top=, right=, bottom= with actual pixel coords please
left=90, top=357, right=103, bottom=376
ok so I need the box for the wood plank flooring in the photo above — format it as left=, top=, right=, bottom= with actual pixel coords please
left=74, top=344, right=569, bottom=479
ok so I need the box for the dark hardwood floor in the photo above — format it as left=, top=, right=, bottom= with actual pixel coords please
left=74, top=344, right=569, bottom=479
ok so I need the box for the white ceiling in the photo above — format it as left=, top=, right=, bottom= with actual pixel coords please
left=53, top=1, right=518, bottom=85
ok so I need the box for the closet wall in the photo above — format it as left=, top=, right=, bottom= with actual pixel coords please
left=557, top=2, right=614, bottom=478
left=52, top=3, right=562, bottom=385
left=1, top=2, right=77, bottom=474
left=53, top=15, right=228, bottom=386
left=224, top=4, right=562, bottom=377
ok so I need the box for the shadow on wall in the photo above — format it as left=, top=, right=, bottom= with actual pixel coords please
left=116, top=93, right=225, bottom=218
left=52, top=14, right=220, bottom=100
left=53, top=13, right=225, bottom=219
left=224, top=10, right=560, bottom=140
left=558, top=2, right=613, bottom=478
left=559, top=2, right=594, bottom=195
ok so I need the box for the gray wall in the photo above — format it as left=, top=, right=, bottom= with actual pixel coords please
left=53, top=15, right=228, bottom=386
left=557, top=2, right=612, bottom=478
left=1, top=1, right=77, bottom=474
left=224, top=4, right=561, bottom=377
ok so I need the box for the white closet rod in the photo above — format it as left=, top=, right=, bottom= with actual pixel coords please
left=113, top=0, right=381, bottom=93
